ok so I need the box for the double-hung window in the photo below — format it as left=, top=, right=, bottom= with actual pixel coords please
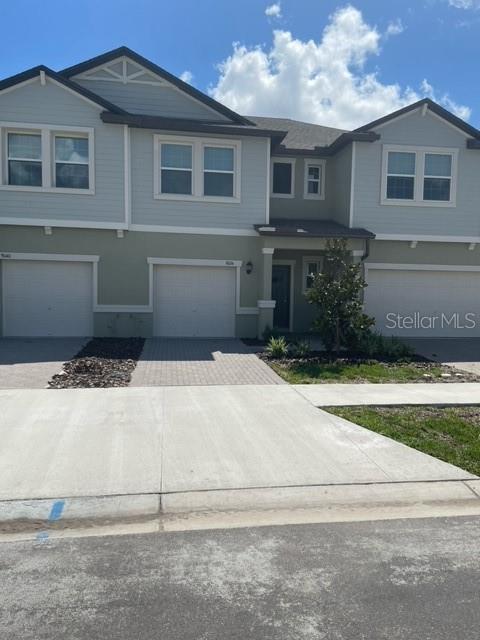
left=154, top=135, right=240, bottom=201
left=0, top=124, right=94, bottom=193
left=160, top=143, right=193, bottom=195
left=203, top=146, right=234, bottom=197
left=382, top=146, right=457, bottom=206
left=271, top=159, right=295, bottom=197
left=55, top=135, right=89, bottom=189
left=304, top=161, right=325, bottom=199
left=303, top=257, right=323, bottom=293
left=7, top=132, right=42, bottom=187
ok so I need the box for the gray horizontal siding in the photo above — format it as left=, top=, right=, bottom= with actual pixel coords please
left=131, top=130, right=268, bottom=229
left=75, top=79, right=230, bottom=121
left=0, top=78, right=124, bottom=225
left=269, top=151, right=352, bottom=226
left=353, top=109, right=480, bottom=237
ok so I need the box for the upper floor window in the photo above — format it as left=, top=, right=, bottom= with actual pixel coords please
left=7, top=132, right=42, bottom=187
left=304, top=160, right=325, bottom=200
left=160, top=143, right=193, bottom=195
left=271, top=159, right=295, bottom=198
left=54, top=135, right=89, bottom=189
left=0, top=123, right=94, bottom=194
left=204, top=146, right=234, bottom=197
left=154, top=135, right=241, bottom=202
left=382, top=145, right=457, bottom=207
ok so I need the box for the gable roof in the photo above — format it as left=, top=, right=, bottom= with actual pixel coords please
left=60, top=46, right=252, bottom=126
left=355, top=98, right=480, bottom=140
left=247, top=115, right=379, bottom=155
left=0, top=65, right=128, bottom=114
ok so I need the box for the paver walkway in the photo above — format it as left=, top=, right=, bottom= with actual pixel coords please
left=294, top=382, right=480, bottom=407
left=0, top=338, right=87, bottom=389
left=130, top=338, right=284, bottom=386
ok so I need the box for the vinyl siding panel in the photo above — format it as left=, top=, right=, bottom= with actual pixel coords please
left=353, top=109, right=480, bottom=237
left=74, top=79, right=231, bottom=121
left=330, top=145, right=352, bottom=227
left=131, top=130, right=268, bottom=229
left=0, top=78, right=124, bottom=225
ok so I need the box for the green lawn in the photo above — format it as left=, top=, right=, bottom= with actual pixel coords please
left=269, top=360, right=446, bottom=384
left=327, top=406, right=480, bottom=476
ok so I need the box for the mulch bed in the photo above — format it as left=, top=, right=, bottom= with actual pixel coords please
left=261, top=355, right=480, bottom=383
left=48, top=338, right=145, bottom=389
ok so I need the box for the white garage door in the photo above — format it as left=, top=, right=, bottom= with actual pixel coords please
left=365, top=267, right=480, bottom=337
left=154, top=265, right=236, bottom=337
left=3, top=260, right=93, bottom=337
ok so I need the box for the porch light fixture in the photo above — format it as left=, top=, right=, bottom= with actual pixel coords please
left=245, top=261, right=253, bottom=275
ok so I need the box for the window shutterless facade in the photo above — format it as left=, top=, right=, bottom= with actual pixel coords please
left=381, top=145, right=457, bottom=207
left=302, top=257, right=323, bottom=294
left=0, top=122, right=94, bottom=194
left=154, top=135, right=241, bottom=202
left=303, top=160, right=325, bottom=200
left=271, top=158, right=295, bottom=197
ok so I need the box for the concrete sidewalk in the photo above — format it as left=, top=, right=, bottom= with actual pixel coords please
left=0, top=385, right=474, bottom=516
left=294, top=382, right=480, bottom=407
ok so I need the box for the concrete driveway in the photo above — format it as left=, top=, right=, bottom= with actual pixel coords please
left=0, top=385, right=474, bottom=502
left=407, top=338, right=480, bottom=375
left=0, top=338, right=87, bottom=389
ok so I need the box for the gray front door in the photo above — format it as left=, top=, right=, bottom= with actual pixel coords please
left=272, top=265, right=291, bottom=330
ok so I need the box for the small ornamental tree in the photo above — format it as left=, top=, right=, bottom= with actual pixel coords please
left=306, top=239, right=374, bottom=354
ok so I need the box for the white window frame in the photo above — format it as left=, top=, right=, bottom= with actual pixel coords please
left=153, top=134, right=241, bottom=203
left=381, top=144, right=458, bottom=208
left=303, top=160, right=326, bottom=200
left=53, top=132, right=91, bottom=191
left=6, top=130, right=43, bottom=188
left=271, top=157, right=295, bottom=198
left=158, top=140, right=194, bottom=197
left=0, top=122, right=94, bottom=195
left=302, top=256, right=324, bottom=294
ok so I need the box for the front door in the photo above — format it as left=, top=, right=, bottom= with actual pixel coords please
left=272, top=264, right=291, bottom=330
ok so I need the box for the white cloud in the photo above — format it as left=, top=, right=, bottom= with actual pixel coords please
left=180, top=70, right=193, bottom=84
left=448, top=0, right=480, bottom=8
left=385, top=18, right=404, bottom=38
left=265, top=3, right=282, bottom=18
left=420, top=79, right=471, bottom=120
left=210, top=5, right=470, bottom=129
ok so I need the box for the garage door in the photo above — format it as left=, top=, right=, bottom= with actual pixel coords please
left=365, top=267, right=480, bottom=337
left=3, top=260, right=93, bottom=337
left=154, top=265, right=236, bottom=337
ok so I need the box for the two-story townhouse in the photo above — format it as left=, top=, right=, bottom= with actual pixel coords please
left=1, top=47, right=480, bottom=340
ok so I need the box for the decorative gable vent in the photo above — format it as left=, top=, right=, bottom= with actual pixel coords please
left=75, top=57, right=167, bottom=87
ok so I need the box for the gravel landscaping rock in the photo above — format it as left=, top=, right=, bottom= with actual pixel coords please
left=48, top=338, right=145, bottom=388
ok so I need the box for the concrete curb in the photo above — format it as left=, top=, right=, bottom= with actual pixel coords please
left=1, top=480, right=479, bottom=533
left=294, top=382, right=480, bottom=407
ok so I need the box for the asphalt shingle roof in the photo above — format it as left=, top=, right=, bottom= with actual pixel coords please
left=246, top=116, right=348, bottom=151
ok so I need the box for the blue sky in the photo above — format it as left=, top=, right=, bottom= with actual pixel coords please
left=1, top=0, right=479, bottom=129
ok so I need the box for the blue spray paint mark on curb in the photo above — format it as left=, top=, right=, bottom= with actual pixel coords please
left=35, top=500, right=65, bottom=544
left=48, top=500, right=65, bottom=522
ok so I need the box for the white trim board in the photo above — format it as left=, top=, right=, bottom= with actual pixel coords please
left=349, top=141, right=356, bottom=227
left=0, top=217, right=127, bottom=230
left=365, top=262, right=480, bottom=273
left=130, top=224, right=258, bottom=236
left=374, top=234, right=480, bottom=244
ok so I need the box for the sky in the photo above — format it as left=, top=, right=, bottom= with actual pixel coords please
left=0, top=0, right=479, bottom=130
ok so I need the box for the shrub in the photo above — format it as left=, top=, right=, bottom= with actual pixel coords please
left=262, top=325, right=281, bottom=342
left=357, top=331, right=415, bottom=361
left=265, top=336, right=289, bottom=358
left=306, top=239, right=374, bottom=354
left=291, top=340, right=311, bottom=358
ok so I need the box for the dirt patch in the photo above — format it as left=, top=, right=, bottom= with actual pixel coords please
left=48, top=338, right=145, bottom=388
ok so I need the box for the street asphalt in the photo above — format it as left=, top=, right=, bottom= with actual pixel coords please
left=0, top=516, right=479, bottom=639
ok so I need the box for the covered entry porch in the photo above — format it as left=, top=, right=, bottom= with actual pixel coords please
left=255, top=219, right=375, bottom=338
